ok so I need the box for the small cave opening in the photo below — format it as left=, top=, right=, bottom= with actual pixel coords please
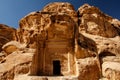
left=99, top=51, right=116, bottom=58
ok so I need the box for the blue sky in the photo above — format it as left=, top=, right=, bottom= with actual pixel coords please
left=0, top=0, right=120, bottom=28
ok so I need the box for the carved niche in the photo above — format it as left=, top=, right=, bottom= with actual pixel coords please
left=30, top=13, right=77, bottom=76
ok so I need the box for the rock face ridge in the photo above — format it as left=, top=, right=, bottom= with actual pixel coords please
left=0, top=2, right=120, bottom=80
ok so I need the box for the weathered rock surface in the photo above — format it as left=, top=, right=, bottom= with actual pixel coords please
left=77, top=57, right=100, bottom=80
left=41, top=2, right=78, bottom=22
left=0, top=2, right=120, bottom=80
left=102, top=57, right=120, bottom=80
left=0, top=48, right=35, bottom=80
left=77, top=3, right=120, bottom=80
left=18, top=2, right=77, bottom=49
left=78, top=4, right=120, bottom=38
left=76, top=33, right=97, bottom=59
left=80, top=33, right=120, bottom=56
left=0, top=24, right=16, bottom=52
left=2, top=41, right=26, bottom=55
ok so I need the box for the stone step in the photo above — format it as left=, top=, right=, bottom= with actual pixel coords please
left=14, top=75, right=78, bottom=80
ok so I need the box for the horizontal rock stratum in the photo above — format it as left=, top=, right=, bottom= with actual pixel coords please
left=0, top=2, right=120, bottom=80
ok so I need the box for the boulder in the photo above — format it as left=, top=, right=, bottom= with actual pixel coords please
left=77, top=57, right=100, bottom=80
left=2, top=41, right=26, bottom=55
left=0, top=24, right=16, bottom=52
left=102, top=61, right=120, bottom=80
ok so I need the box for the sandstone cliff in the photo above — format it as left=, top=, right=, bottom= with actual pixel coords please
left=77, top=4, right=120, bottom=80
left=18, top=2, right=77, bottom=48
left=0, top=2, right=120, bottom=80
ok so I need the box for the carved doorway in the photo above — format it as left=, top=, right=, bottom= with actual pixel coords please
left=53, top=60, right=61, bottom=75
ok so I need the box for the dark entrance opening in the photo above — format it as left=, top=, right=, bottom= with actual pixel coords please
left=53, top=60, right=61, bottom=75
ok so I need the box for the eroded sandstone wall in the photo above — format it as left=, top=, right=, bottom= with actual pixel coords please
left=0, top=2, right=120, bottom=80
left=77, top=3, right=120, bottom=80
